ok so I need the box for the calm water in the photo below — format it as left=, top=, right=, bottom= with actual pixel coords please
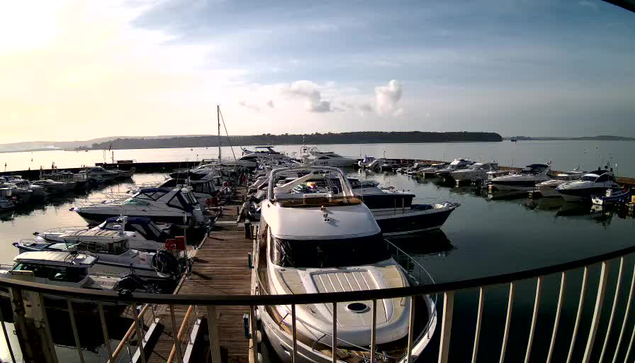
left=0, top=160, right=633, bottom=361
left=1, top=140, right=632, bottom=175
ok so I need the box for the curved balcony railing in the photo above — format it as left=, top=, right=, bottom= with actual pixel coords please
left=1, top=243, right=635, bottom=362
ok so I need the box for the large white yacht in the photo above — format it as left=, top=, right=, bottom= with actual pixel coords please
left=489, top=163, right=551, bottom=192
left=302, top=147, right=357, bottom=167
left=534, top=170, right=586, bottom=197
left=556, top=169, right=619, bottom=202
left=73, top=187, right=207, bottom=227
left=450, top=162, right=499, bottom=183
left=256, top=166, right=437, bottom=362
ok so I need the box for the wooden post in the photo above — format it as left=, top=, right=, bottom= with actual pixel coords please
left=10, top=288, right=57, bottom=363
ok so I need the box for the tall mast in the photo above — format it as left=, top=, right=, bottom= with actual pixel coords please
left=217, top=105, right=221, bottom=162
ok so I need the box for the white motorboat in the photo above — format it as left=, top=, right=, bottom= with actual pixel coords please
left=435, top=158, right=474, bottom=180
left=302, top=147, right=357, bottom=167
left=73, top=187, right=208, bottom=227
left=32, top=179, right=68, bottom=195
left=556, top=169, right=619, bottom=202
left=256, top=166, right=437, bottom=362
left=357, top=156, right=376, bottom=168
left=418, top=163, right=449, bottom=178
left=489, top=163, right=552, bottom=192
left=31, top=216, right=169, bottom=251
left=450, top=162, right=499, bottom=183
left=535, top=170, right=586, bottom=197
left=0, top=178, right=32, bottom=204
left=238, top=146, right=286, bottom=168
left=158, top=177, right=218, bottom=205
left=4, top=176, right=46, bottom=198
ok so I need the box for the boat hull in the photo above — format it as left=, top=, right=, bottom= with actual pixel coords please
left=489, top=180, right=539, bottom=192
left=373, top=204, right=457, bottom=236
left=76, top=211, right=193, bottom=226
left=557, top=187, right=609, bottom=203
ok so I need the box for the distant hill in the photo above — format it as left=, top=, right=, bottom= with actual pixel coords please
left=84, top=131, right=503, bottom=150
left=505, top=135, right=635, bottom=141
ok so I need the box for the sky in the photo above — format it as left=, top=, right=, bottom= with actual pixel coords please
left=0, top=0, right=634, bottom=143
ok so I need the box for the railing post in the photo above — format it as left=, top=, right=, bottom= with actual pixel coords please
left=132, top=303, right=147, bottom=363
left=567, top=266, right=589, bottom=363
left=169, top=305, right=184, bottom=363
left=97, top=302, right=114, bottom=362
left=291, top=304, right=297, bottom=363
left=407, top=296, right=415, bottom=363
left=599, top=258, right=624, bottom=363
left=0, top=302, right=16, bottom=363
left=582, top=261, right=609, bottom=363
left=471, top=287, right=484, bottom=363
left=438, top=291, right=454, bottom=363
left=66, top=299, right=85, bottom=363
left=612, top=263, right=635, bottom=363
left=499, top=282, right=515, bottom=363
left=371, top=299, right=377, bottom=362
left=332, top=302, right=337, bottom=363
left=524, top=277, right=543, bottom=363
left=206, top=305, right=222, bottom=363
left=250, top=305, right=259, bottom=363
left=547, top=272, right=567, bottom=363
left=10, top=287, right=57, bottom=363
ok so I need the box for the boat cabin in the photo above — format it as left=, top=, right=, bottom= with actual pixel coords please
left=521, top=164, right=551, bottom=175
left=128, top=187, right=199, bottom=211
left=8, top=251, right=96, bottom=287
left=100, top=216, right=170, bottom=243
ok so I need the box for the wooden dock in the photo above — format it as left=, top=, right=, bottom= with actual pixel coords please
left=145, top=189, right=254, bottom=363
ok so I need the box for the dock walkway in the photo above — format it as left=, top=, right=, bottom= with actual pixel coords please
left=146, top=189, right=253, bottom=363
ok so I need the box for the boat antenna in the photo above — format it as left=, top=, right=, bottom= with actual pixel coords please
left=217, top=105, right=222, bottom=162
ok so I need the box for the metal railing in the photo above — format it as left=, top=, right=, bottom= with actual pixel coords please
left=2, top=244, right=635, bottom=362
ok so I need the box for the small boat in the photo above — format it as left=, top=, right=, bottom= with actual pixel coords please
left=357, top=156, right=376, bottom=168
left=556, top=169, right=619, bottom=202
left=349, top=179, right=415, bottom=209
left=418, top=163, right=449, bottom=178
left=489, top=163, right=551, bottom=192
left=0, top=197, right=16, bottom=211
left=79, top=166, right=119, bottom=184
left=32, top=179, right=68, bottom=195
left=592, top=186, right=630, bottom=206
left=372, top=202, right=459, bottom=236
left=158, top=177, right=218, bottom=205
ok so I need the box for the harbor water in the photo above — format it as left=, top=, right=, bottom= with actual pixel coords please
left=1, top=139, right=632, bottom=175
left=0, top=144, right=632, bottom=361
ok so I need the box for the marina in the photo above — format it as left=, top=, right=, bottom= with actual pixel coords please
left=0, top=143, right=632, bottom=362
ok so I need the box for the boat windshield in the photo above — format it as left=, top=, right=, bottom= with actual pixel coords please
left=581, top=175, right=598, bottom=181
left=271, top=233, right=390, bottom=268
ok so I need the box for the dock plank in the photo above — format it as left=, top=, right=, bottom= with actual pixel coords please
left=147, top=187, right=253, bottom=363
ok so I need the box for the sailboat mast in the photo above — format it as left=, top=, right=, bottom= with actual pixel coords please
left=217, top=105, right=222, bottom=162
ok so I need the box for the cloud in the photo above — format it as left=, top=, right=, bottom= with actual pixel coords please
left=375, top=80, right=403, bottom=116
left=578, top=0, right=599, bottom=10
left=283, top=80, right=333, bottom=113
left=239, top=100, right=260, bottom=112
left=266, top=100, right=275, bottom=108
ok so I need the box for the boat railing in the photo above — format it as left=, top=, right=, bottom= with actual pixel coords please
left=1, top=244, right=635, bottom=362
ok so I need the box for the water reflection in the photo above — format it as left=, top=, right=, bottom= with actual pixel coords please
left=387, top=229, right=454, bottom=258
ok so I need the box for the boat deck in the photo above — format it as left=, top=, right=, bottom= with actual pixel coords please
left=146, top=189, right=254, bottom=363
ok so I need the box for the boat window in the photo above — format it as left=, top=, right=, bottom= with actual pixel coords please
left=596, top=174, right=610, bottom=182
left=125, top=198, right=150, bottom=206
left=348, top=179, right=361, bottom=188
left=271, top=233, right=390, bottom=268
left=112, top=241, right=128, bottom=254
left=65, top=267, right=88, bottom=283
left=581, top=175, right=598, bottom=181
left=161, top=179, right=177, bottom=188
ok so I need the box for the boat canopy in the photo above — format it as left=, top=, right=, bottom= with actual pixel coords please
left=14, top=251, right=97, bottom=267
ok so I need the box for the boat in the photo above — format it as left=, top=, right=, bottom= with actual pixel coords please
left=488, top=163, right=551, bottom=192
left=238, top=146, right=286, bottom=168
left=357, top=156, right=376, bottom=168
left=3, top=176, right=46, bottom=198
left=376, top=159, right=411, bottom=172
left=0, top=251, right=174, bottom=306
left=592, top=186, right=631, bottom=206
left=435, top=158, right=474, bottom=180
left=13, top=231, right=186, bottom=279
left=255, top=166, right=437, bottom=362
left=31, top=216, right=169, bottom=251
left=372, top=202, right=459, bottom=236
left=556, top=169, right=619, bottom=202
left=418, top=163, right=449, bottom=178
left=158, top=177, right=218, bottom=205
left=534, top=170, right=586, bottom=198
left=302, top=147, right=357, bottom=167
left=0, top=197, right=15, bottom=211
left=79, top=166, right=120, bottom=184
left=450, top=162, right=499, bottom=184
left=349, top=179, right=415, bottom=209
left=0, top=178, right=32, bottom=204
left=32, top=179, right=68, bottom=195
left=73, top=187, right=209, bottom=227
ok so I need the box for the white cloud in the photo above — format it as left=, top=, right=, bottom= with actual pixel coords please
left=239, top=100, right=260, bottom=112
left=578, top=0, right=599, bottom=10
left=266, top=100, right=275, bottom=108
left=375, top=80, right=403, bottom=116
left=283, top=80, right=333, bottom=113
